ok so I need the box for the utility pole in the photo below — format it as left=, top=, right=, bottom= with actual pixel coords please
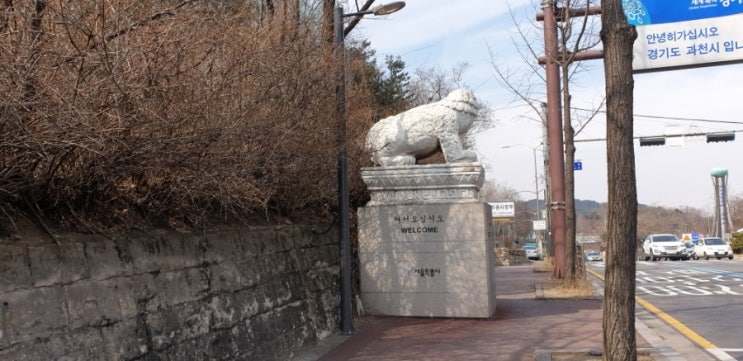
left=540, top=0, right=566, bottom=278
left=537, top=1, right=602, bottom=279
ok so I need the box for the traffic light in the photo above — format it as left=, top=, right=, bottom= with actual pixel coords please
left=706, top=132, right=735, bottom=143
left=639, top=136, right=665, bottom=147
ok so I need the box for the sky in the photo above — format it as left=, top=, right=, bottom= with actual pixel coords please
left=347, top=0, right=743, bottom=213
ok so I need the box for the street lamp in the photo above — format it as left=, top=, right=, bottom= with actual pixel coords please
left=502, top=144, right=541, bottom=218
left=334, top=1, right=405, bottom=336
left=502, top=144, right=543, bottom=252
left=344, top=2, right=406, bottom=35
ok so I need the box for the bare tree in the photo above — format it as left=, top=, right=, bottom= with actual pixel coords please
left=322, top=0, right=335, bottom=43
left=579, top=203, right=713, bottom=241
left=406, top=62, right=494, bottom=136
left=601, top=0, right=638, bottom=359
left=728, top=194, right=743, bottom=231
left=407, top=63, right=470, bottom=106
left=556, top=0, right=603, bottom=280
left=489, top=0, right=603, bottom=280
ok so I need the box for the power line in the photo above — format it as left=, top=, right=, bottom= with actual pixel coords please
left=572, top=107, right=743, bottom=126
left=575, top=130, right=742, bottom=143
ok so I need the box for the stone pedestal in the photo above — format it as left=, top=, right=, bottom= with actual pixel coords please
left=357, top=163, right=496, bottom=318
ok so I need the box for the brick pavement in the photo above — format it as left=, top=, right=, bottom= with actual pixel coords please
left=296, top=264, right=699, bottom=361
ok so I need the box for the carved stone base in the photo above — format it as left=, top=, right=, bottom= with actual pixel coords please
left=361, top=163, right=485, bottom=206
left=357, top=202, right=496, bottom=318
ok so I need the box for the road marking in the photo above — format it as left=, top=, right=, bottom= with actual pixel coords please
left=633, top=296, right=716, bottom=349
left=633, top=264, right=743, bottom=298
left=708, top=349, right=738, bottom=360
left=664, top=263, right=743, bottom=278
left=587, top=268, right=735, bottom=360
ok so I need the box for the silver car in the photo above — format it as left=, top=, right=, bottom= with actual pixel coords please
left=522, top=245, right=540, bottom=260
left=642, top=234, right=688, bottom=261
left=685, top=243, right=696, bottom=260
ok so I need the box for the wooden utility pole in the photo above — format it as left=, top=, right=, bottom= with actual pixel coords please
left=540, top=0, right=566, bottom=279
left=537, top=1, right=603, bottom=280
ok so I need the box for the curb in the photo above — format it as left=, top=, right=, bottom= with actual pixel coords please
left=534, top=282, right=545, bottom=299
left=535, top=347, right=671, bottom=361
left=292, top=335, right=351, bottom=361
left=585, top=269, right=688, bottom=361
left=534, top=272, right=686, bottom=360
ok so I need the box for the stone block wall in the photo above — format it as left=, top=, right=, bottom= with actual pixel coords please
left=494, top=247, right=530, bottom=266
left=0, top=226, right=340, bottom=360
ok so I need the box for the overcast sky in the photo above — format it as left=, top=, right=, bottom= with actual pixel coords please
left=349, top=0, right=743, bottom=213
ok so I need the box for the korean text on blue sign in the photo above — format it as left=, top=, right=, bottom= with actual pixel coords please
left=625, top=0, right=743, bottom=72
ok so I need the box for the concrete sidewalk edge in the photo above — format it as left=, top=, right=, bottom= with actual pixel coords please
left=535, top=347, right=674, bottom=361
left=292, top=334, right=352, bottom=361
left=587, top=270, right=686, bottom=361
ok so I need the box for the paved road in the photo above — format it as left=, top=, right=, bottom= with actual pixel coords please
left=588, top=259, right=743, bottom=360
left=636, top=260, right=743, bottom=360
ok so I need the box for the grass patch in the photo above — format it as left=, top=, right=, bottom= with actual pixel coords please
left=542, top=278, right=596, bottom=298
left=533, top=257, right=554, bottom=272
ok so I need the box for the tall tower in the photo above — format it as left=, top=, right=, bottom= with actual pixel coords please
left=711, top=167, right=732, bottom=239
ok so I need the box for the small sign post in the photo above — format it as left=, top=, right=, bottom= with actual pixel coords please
left=489, top=201, right=515, bottom=218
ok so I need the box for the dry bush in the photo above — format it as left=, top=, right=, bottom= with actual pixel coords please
left=535, top=257, right=595, bottom=297
left=552, top=277, right=595, bottom=298
left=533, top=257, right=554, bottom=273
left=0, top=1, right=371, bottom=232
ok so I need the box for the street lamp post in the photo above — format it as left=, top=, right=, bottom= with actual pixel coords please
left=334, top=1, right=405, bottom=336
left=502, top=144, right=543, bottom=254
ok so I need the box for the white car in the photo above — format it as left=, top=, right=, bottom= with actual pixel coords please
left=642, top=234, right=688, bottom=261
left=585, top=251, right=603, bottom=262
left=694, top=237, right=734, bottom=260
left=522, top=245, right=540, bottom=260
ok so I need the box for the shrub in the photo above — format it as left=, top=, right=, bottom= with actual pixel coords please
left=731, top=232, right=743, bottom=254
left=0, top=1, right=374, bottom=231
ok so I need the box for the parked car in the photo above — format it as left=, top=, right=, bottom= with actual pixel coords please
left=685, top=243, right=696, bottom=260
left=522, top=245, right=540, bottom=260
left=694, top=237, right=734, bottom=260
left=642, top=234, right=688, bottom=261
left=585, top=251, right=603, bottom=262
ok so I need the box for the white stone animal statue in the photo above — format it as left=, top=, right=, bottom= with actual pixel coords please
left=365, top=88, right=480, bottom=166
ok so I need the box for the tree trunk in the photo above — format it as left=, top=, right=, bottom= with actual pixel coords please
left=563, top=90, right=577, bottom=281
left=322, top=0, right=335, bottom=45
left=601, top=0, right=638, bottom=360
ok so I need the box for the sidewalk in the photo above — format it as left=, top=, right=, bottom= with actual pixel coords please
left=295, top=264, right=708, bottom=361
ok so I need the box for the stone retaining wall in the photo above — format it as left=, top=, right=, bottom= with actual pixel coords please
left=494, top=247, right=530, bottom=266
left=0, top=226, right=339, bottom=360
